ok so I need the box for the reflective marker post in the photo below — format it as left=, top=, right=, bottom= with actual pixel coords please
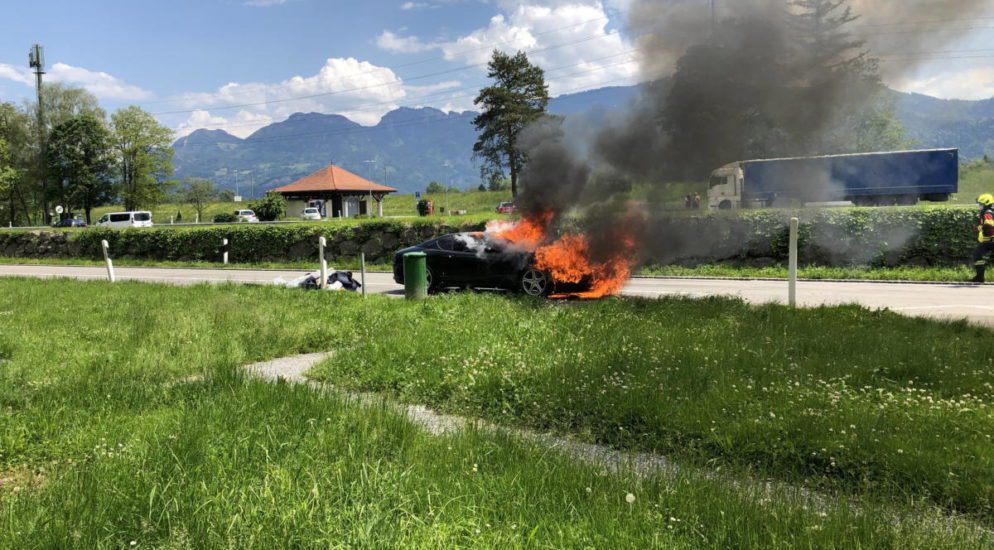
left=318, top=236, right=328, bottom=290
left=222, top=238, right=229, bottom=265
left=101, top=239, right=116, bottom=283
left=788, top=217, right=799, bottom=308
left=404, top=252, right=427, bottom=300
left=360, top=252, right=367, bottom=298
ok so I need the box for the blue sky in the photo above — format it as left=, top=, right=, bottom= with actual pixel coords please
left=1, top=0, right=992, bottom=139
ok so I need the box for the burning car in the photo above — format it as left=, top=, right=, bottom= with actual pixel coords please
left=392, top=233, right=589, bottom=297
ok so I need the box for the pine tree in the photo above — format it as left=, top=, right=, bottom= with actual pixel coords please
left=472, top=50, right=550, bottom=198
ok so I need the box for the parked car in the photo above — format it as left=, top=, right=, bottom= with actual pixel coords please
left=301, top=207, right=322, bottom=221
left=95, top=211, right=153, bottom=228
left=496, top=202, right=517, bottom=214
left=392, top=233, right=589, bottom=297
left=52, top=218, right=88, bottom=228
left=234, top=209, right=260, bottom=223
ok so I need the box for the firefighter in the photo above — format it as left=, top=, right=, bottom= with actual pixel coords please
left=972, top=193, right=994, bottom=283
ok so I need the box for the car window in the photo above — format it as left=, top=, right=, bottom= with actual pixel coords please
left=98, top=215, right=108, bottom=223
left=435, top=236, right=454, bottom=251
left=134, top=212, right=151, bottom=221
left=110, top=213, right=130, bottom=222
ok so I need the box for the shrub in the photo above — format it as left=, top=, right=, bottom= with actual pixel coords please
left=250, top=193, right=287, bottom=222
left=212, top=212, right=238, bottom=223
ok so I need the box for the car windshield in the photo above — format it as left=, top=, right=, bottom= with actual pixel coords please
left=134, top=213, right=151, bottom=221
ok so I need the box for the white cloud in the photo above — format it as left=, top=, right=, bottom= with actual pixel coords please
left=401, top=1, right=428, bottom=9
left=377, top=1, right=639, bottom=96
left=0, top=64, right=34, bottom=87
left=48, top=63, right=153, bottom=101
left=245, top=0, right=287, bottom=6
left=892, top=67, right=994, bottom=101
left=376, top=31, right=436, bottom=53
left=167, top=57, right=412, bottom=136
left=0, top=61, right=152, bottom=101
left=175, top=110, right=273, bottom=139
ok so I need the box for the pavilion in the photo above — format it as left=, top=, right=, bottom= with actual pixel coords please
left=272, top=164, right=397, bottom=218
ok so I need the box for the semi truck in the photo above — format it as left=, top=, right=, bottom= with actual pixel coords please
left=707, top=149, right=959, bottom=209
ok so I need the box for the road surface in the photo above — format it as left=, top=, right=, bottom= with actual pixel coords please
left=1, top=264, right=992, bottom=326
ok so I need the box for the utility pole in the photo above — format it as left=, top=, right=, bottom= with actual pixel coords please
left=28, top=44, right=47, bottom=224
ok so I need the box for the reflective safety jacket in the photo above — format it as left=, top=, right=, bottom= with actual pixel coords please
left=979, top=209, right=994, bottom=243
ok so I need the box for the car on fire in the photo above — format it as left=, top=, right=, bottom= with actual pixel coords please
left=393, top=233, right=588, bottom=296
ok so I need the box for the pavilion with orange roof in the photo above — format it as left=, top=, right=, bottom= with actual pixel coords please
left=272, top=164, right=397, bottom=218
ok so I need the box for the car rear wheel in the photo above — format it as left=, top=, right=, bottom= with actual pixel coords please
left=520, top=268, right=551, bottom=297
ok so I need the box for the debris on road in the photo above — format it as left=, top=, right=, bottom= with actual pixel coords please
left=274, top=271, right=362, bottom=292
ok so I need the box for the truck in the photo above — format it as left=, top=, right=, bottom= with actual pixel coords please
left=707, top=149, right=959, bottom=209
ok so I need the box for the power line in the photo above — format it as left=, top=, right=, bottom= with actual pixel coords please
left=153, top=27, right=633, bottom=116
left=176, top=50, right=639, bottom=133
left=173, top=71, right=651, bottom=149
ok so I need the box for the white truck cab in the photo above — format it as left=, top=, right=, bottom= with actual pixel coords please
left=707, top=162, right=745, bottom=210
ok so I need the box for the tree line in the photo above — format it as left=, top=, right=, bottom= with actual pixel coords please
left=0, top=83, right=174, bottom=226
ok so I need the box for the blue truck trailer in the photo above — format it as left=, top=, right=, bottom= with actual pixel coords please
left=707, top=149, right=959, bottom=209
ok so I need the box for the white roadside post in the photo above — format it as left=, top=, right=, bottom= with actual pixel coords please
left=360, top=252, right=367, bottom=298
left=788, top=217, right=799, bottom=308
left=222, top=238, right=229, bottom=265
left=319, top=236, right=328, bottom=289
left=101, top=240, right=116, bottom=283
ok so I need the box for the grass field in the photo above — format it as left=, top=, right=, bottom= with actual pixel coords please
left=1, top=280, right=991, bottom=547
left=310, top=293, right=994, bottom=522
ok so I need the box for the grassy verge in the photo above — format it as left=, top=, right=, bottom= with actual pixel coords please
left=5, top=280, right=989, bottom=547
left=641, top=264, right=974, bottom=282
left=310, top=293, right=994, bottom=521
left=0, top=255, right=394, bottom=272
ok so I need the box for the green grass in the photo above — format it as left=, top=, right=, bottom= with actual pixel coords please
left=0, top=255, right=395, bottom=273
left=5, top=280, right=991, bottom=547
left=309, top=293, right=994, bottom=521
left=953, top=161, right=994, bottom=204
left=383, top=190, right=513, bottom=216
left=641, top=263, right=975, bottom=282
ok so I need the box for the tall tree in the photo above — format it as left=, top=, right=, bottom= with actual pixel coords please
left=182, top=177, right=216, bottom=222
left=0, top=102, right=35, bottom=226
left=30, top=83, right=106, bottom=131
left=472, top=50, right=549, bottom=198
left=47, top=114, right=115, bottom=223
left=111, top=106, right=174, bottom=211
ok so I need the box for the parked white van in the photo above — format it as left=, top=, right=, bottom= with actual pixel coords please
left=95, top=211, right=153, bottom=228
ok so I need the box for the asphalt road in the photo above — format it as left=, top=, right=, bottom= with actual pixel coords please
left=2, top=264, right=992, bottom=326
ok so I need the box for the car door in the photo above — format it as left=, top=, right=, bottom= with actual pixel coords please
left=434, top=235, right=482, bottom=284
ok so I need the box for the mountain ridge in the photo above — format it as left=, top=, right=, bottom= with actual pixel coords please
left=172, top=86, right=993, bottom=195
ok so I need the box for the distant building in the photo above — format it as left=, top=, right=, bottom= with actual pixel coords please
left=272, top=164, right=397, bottom=218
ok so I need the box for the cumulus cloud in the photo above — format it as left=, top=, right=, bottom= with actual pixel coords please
left=167, top=57, right=416, bottom=137
left=893, top=66, right=994, bottom=101
left=174, top=110, right=274, bottom=139
left=0, top=61, right=152, bottom=101
left=378, top=1, right=639, bottom=96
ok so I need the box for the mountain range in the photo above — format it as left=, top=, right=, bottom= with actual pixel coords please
left=172, top=85, right=993, bottom=195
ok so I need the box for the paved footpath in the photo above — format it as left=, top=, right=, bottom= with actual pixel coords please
left=2, top=264, right=993, bottom=326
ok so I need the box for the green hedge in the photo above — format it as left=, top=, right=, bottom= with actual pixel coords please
left=0, top=207, right=982, bottom=267
left=0, top=220, right=485, bottom=264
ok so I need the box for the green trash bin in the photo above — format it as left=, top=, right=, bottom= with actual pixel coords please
left=404, top=252, right=428, bottom=300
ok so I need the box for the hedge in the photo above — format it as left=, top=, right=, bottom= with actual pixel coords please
left=0, top=207, right=982, bottom=267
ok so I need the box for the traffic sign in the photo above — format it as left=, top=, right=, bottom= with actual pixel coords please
left=55, top=205, right=64, bottom=215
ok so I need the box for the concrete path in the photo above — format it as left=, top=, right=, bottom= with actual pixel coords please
left=2, top=263, right=993, bottom=325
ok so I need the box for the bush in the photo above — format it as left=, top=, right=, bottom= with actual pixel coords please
left=212, top=212, right=238, bottom=223
left=250, top=193, right=287, bottom=222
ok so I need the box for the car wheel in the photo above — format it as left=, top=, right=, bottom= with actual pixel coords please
left=426, top=266, right=441, bottom=294
left=520, top=268, right=551, bottom=297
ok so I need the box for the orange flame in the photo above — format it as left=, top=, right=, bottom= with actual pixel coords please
left=490, top=210, right=637, bottom=299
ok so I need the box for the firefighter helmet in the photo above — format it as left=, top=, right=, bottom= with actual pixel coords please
left=979, top=194, right=994, bottom=207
